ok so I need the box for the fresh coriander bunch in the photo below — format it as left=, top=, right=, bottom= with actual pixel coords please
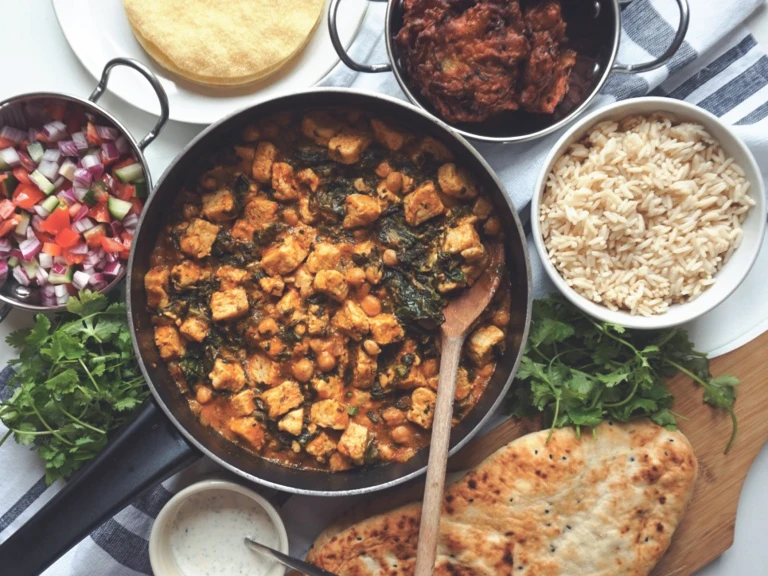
left=507, top=295, right=738, bottom=453
left=0, top=291, right=149, bottom=484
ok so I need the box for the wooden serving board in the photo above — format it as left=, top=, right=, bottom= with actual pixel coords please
left=302, top=330, right=768, bottom=576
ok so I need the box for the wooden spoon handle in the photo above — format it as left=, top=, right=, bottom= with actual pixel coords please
left=413, top=334, right=464, bottom=576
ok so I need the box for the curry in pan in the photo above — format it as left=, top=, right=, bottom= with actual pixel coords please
left=144, top=108, right=511, bottom=472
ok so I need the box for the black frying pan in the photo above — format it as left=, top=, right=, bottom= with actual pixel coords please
left=0, top=89, right=531, bottom=575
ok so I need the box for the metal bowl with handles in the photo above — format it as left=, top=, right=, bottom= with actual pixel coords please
left=329, top=0, right=690, bottom=143
left=0, top=57, right=168, bottom=322
left=0, top=89, right=532, bottom=575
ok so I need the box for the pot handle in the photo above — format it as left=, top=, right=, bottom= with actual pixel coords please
left=0, top=400, right=199, bottom=576
left=89, top=57, right=170, bottom=150
left=329, top=0, right=392, bottom=73
left=612, top=0, right=690, bottom=74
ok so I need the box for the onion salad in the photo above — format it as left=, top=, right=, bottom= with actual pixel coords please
left=0, top=101, right=146, bottom=306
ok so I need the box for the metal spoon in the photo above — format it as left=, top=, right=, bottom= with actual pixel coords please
left=244, top=538, right=339, bottom=576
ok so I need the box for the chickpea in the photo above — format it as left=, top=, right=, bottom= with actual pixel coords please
left=241, top=125, right=260, bottom=142
left=283, top=208, right=299, bottom=226
left=294, top=323, right=307, bottom=336
left=385, top=172, right=403, bottom=194
left=422, top=358, right=439, bottom=378
left=390, top=425, right=413, bottom=445
left=195, top=386, right=213, bottom=404
left=200, top=173, right=217, bottom=190
left=317, top=351, right=337, bottom=372
left=363, top=339, right=381, bottom=356
left=258, top=317, right=279, bottom=337
left=492, top=309, right=510, bottom=328
left=292, top=358, right=314, bottom=383
left=365, top=265, right=382, bottom=285
left=353, top=178, right=368, bottom=192
left=361, top=295, right=382, bottom=317
left=382, top=249, right=398, bottom=267
left=375, top=161, right=392, bottom=178
left=484, top=216, right=501, bottom=236
left=345, top=267, right=366, bottom=286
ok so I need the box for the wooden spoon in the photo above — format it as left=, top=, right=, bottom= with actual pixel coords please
left=413, top=244, right=505, bottom=576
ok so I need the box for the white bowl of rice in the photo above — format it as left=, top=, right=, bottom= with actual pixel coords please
left=532, top=97, right=766, bottom=329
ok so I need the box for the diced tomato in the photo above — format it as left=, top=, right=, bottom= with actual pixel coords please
left=0, top=215, right=20, bottom=238
left=55, top=227, right=80, bottom=248
left=45, top=101, right=67, bottom=122
left=128, top=197, right=143, bottom=216
left=35, top=133, right=48, bottom=144
left=101, top=236, right=124, bottom=253
left=42, top=242, right=62, bottom=256
left=67, top=107, right=86, bottom=135
left=84, top=226, right=106, bottom=248
left=12, top=185, right=45, bottom=210
left=12, top=168, right=32, bottom=186
left=40, top=205, right=71, bottom=234
left=88, top=203, right=110, bottom=223
left=34, top=230, right=53, bottom=244
left=86, top=122, right=103, bottom=145
left=0, top=199, right=15, bottom=220
left=68, top=202, right=83, bottom=218
left=63, top=250, right=86, bottom=265
left=112, top=157, right=135, bottom=172
left=0, top=137, right=16, bottom=149
left=114, top=182, right=135, bottom=201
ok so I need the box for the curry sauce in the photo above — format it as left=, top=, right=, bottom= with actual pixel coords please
left=145, top=108, right=511, bottom=472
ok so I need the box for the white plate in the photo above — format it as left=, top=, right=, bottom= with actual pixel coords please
left=52, top=0, right=368, bottom=125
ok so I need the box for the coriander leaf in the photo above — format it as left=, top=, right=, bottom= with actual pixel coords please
left=66, top=290, right=108, bottom=317
left=530, top=317, right=575, bottom=348
left=650, top=409, right=678, bottom=429
left=45, top=369, right=80, bottom=393
left=27, top=316, right=52, bottom=349
left=595, top=369, right=629, bottom=388
left=563, top=404, right=603, bottom=427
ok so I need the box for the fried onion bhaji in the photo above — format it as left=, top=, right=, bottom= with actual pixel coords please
left=395, top=0, right=577, bottom=123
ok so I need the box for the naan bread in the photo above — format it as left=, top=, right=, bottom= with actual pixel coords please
left=306, top=421, right=697, bottom=575
left=122, top=0, right=324, bottom=87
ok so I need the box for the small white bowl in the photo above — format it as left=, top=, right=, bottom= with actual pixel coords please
left=149, top=479, right=289, bottom=576
left=531, top=97, right=766, bottom=329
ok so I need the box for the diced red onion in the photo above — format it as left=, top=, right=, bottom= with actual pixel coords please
left=101, top=141, right=120, bottom=164
left=0, top=238, right=11, bottom=254
left=36, top=267, right=49, bottom=286
left=72, top=131, right=88, bottom=151
left=12, top=265, right=30, bottom=286
left=28, top=128, right=39, bottom=143
left=73, top=185, right=88, bottom=202
left=42, top=295, right=56, bottom=306
left=84, top=251, right=101, bottom=266
left=68, top=243, right=88, bottom=255
left=115, top=136, right=130, bottom=155
left=57, top=294, right=69, bottom=306
left=53, top=255, right=67, bottom=266
left=31, top=215, right=45, bottom=231
left=110, top=220, right=123, bottom=236
left=42, top=121, right=67, bottom=143
left=41, top=283, right=56, bottom=297
left=17, top=150, right=36, bottom=171
left=38, top=160, right=59, bottom=181
left=43, top=148, right=62, bottom=163
left=122, top=213, right=139, bottom=230
left=53, top=176, right=65, bottom=191
left=103, top=261, right=122, bottom=277
left=33, top=205, right=50, bottom=218
left=81, top=154, right=103, bottom=178
left=88, top=272, right=104, bottom=286
left=57, top=188, right=78, bottom=205
left=52, top=262, right=67, bottom=275
left=0, top=260, right=8, bottom=283
left=0, top=147, right=21, bottom=168
left=54, top=284, right=69, bottom=297
left=102, top=173, right=115, bottom=191
left=39, top=252, right=53, bottom=269
left=73, top=167, right=92, bottom=188
left=19, top=237, right=41, bottom=261
left=95, top=125, right=119, bottom=141
left=72, top=207, right=90, bottom=224
left=0, top=126, right=26, bottom=144
left=58, top=159, right=77, bottom=181
left=58, top=141, right=79, bottom=157
left=105, top=251, right=120, bottom=263
left=10, top=249, right=22, bottom=260
left=25, top=226, right=36, bottom=240
left=72, top=270, right=90, bottom=290
left=11, top=233, right=24, bottom=245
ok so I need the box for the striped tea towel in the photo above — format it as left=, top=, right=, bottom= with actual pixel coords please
left=1, top=0, right=767, bottom=574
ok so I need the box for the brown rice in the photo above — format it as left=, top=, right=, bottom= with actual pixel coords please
left=540, top=113, right=754, bottom=316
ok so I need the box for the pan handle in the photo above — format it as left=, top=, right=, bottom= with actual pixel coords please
left=89, top=57, right=170, bottom=150
left=329, top=0, right=392, bottom=73
left=612, top=0, right=690, bottom=74
left=0, top=401, right=199, bottom=576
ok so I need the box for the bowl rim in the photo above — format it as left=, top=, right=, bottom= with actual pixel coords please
left=148, top=478, right=289, bottom=576
left=530, top=96, right=767, bottom=330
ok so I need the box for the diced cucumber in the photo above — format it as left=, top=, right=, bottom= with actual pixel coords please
left=22, top=259, right=39, bottom=278
left=83, top=223, right=106, bottom=243
left=0, top=157, right=8, bottom=171
left=8, top=256, right=19, bottom=268
left=27, top=142, right=44, bottom=165
left=0, top=173, right=18, bottom=196
left=15, top=212, right=30, bottom=235
left=49, top=265, right=74, bottom=285
left=133, top=178, right=148, bottom=199
left=114, top=163, right=143, bottom=183
left=30, top=170, right=55, bottom=195
left=83, top=181, right=107, bottom=206
left=108, top=196, right=132, bottom=221
left=41, top=195, right=60, bottom=214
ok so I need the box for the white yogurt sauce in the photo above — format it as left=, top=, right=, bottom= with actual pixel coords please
left=169, top=489, right=279, bottom=576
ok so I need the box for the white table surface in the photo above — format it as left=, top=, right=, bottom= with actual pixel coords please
left=1, top=1, right=767, bottom=574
